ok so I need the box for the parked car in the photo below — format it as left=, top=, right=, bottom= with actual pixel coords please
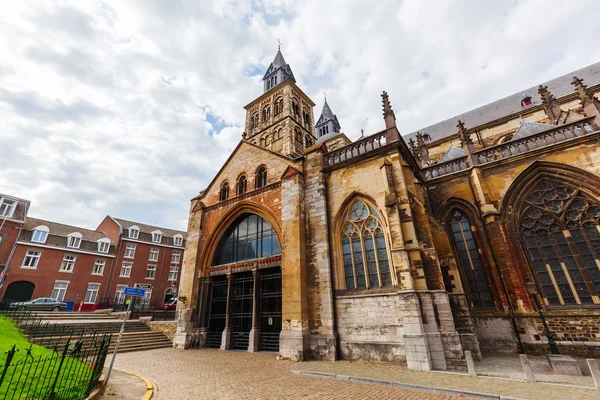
left=12, top=298, right=67, bottom=311
left=160, top=297, right=179, bottom=310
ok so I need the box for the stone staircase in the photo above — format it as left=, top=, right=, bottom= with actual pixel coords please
left=28, top=312, right=172, bottom=353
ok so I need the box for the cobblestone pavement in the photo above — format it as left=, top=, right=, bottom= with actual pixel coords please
left=291, top=360, right=600, bottom=400
left=109, top=348, right=467, bottom=399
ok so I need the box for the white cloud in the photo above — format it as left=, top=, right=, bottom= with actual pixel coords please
left=1, top=0, right=599, bottom=230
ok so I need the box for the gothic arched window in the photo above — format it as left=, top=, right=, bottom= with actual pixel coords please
left=341, top=200, right=393, bottom=290
left=279, top=99, right=284, bottom=114
left=236, top=175, right=247, bottom=196
left=520, top=179, right=600, bottom=305
left=449, top=209, right=494, bottom=309
left=213, top=214, right=281, bottom=265
left=256, top=166, right=267, bottom=188
left=274, top=101, right=280, bottom=115
left=219, top=182, right=229, bottom=201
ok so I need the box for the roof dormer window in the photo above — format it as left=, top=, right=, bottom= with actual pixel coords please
left=0, top=197, right=16, bottom=217
left=173, top=234, right=184, bottom=247
left=128, top=225, right=140, bottom=239
left=67, top=232, right=82, bottom=249
left=521, top=96, right=532, bottom=107
left=97, top=238, right=111, bottom=254
left=152, top=230, right=163, bottom=244
left=31, top=225, right=49, bottom=244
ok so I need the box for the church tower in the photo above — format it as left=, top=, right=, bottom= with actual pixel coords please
left=315, top=98, right=341, bottom=139
left=243, top=48, right=316, bottom=157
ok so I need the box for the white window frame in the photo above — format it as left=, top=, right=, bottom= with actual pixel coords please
left=124, top=243, right=136, bottom=258
left=171, top=250, right=181, bottom=264
left=115, top=285, right=127, bottom=304
left=168, top=266, right=178, bottom=281
left=59, top=254, right=77, bottom=272
left=67, top=233, right=82, bottom=249
left=146, top=264, right=156, bottom=279
left=149, top=247, right=159, bottom=261
left=22, top=250, right=42, bottom=269
left=173, top=234, right=183, bottom=247
left=51, top=281, right=69, bottom=301
left=92, top=259, right=106, bottom=275
left=0, top=197, right=16, bottom=218
left=84, top=283, right=100, bottom=304
left=31, top=226, right=49, bottom=244
left=128, top=226, right=140, bottom=239
left=142, top=289, right=152, bottom=304
left=120, top=262, right=133, bottom=277
left=97, top=239, right=111, bottom=254
left=151, top=230, right=163, bottom=244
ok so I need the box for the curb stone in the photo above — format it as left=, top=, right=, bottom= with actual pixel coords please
left=291, top=370, right=528, bottom=400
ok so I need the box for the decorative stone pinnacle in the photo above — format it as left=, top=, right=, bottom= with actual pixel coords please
left=571, top=76, right=595, bottom=104
left=538, top=85, right=557, bottom=107
left=381, top=91, right=392, bottom=116
left=408, top=138, right=417, bottom=153
left=457, top=120, right=473, bottom=145
left=416, top=132, right=425, bottom=147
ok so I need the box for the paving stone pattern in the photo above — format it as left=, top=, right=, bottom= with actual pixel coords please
left=291, top=359, right=600, bottom=400
left=109, top=348, right=466, bottom=399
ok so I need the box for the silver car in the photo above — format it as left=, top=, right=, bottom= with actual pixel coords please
left=13, top=298, right=67, bottom=311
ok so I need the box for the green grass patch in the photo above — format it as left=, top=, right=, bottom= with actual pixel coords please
left=0, top=316, right=97, bottom=399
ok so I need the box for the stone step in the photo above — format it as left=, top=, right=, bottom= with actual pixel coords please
left=110, top=342, right=172, bottom=353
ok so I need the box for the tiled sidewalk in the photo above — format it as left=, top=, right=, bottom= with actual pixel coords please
left=290, top=360, right=600, bottom=400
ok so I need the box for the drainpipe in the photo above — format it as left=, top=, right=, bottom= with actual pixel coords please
left=466, top=176, right=525, bottom=354
left=155, top=245, right=168, bottom=305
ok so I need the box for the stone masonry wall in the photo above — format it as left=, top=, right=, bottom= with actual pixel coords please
left=336, top=293, right=405, bottom=363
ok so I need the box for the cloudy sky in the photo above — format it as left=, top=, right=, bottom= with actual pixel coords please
left=1, top=0, right=600, bottom=231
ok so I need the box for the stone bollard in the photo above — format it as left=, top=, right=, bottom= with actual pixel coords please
left=587, top=359, right=600, bottom=389
left=465, top=351, right=477, bottom=377
left=520, top=354, right=536, bottom=382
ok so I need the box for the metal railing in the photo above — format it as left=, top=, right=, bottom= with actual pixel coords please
left=96, top=297, right=176, bottom=322
left=0, top=300, right=111, bottom=399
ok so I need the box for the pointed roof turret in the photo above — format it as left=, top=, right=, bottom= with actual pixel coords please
left=263, top=48, right=295, bottom=92
left=315, top=97, right=341, bottom=138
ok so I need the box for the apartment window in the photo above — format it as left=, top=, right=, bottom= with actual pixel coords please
left=22, top=250, right=42, bottom=269
left=115, top=285, right=127, bottom=304
left=59, top=255, right=76, bottom=272
left=67, top=234, right=82, bottom=249
left=128, top=226, right=140, bottom=239
left=84, top=283, right=100, bottom=304
left=51, top=281, right=69, bottom=301
left=97, top=240, right=110, bottom=253
left=0, top=198, right=16, bottom=217
left=124, top=243, right=136, bottom=258
left=142, top=289, right=152, bottom=304
left=152, top=231, right=162, bottom=243
left=120, top=262, right=133, bottom=277
left=92, top=259, right=106, bottom=275
left=149, top=247, right=159, bottom=261
left=168, top=266, right=178, bottom=281
left=171, top=250, right=181, bottom=264
left=174, top=235, right=183, bottom=247
left=146, top=264, right=156, bottom=279
left=31, top=226, right=49, bottom=243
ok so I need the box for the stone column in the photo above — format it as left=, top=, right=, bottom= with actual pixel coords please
left=447, top=292, right=482, bottom=361
left=399, top=291, right=433, bottom=371
left=248, top=269, right=260, bottom=352
left=418, top=292, right=447, bottom=370
left=432, top=291, right=471, bottom=370
left=280, top=166, right=310, bottom=361
left=220, top=273, right=233, bottom=351
left=196, top=277, right=211, bottom=348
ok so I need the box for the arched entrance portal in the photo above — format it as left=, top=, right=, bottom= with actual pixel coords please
left=205, top=213, right=282, bottom=352
left=3, top=281, right=35, bottom=301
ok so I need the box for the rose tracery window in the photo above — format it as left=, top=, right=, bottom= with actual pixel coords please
left=520, top=179, right=600, bottom=306
left=450, top=209, right=494, bottom=309
left=341, top=200, right=392, bottom=290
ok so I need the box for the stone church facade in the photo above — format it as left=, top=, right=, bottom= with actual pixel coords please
left=174, top=50, right=600, bottom=371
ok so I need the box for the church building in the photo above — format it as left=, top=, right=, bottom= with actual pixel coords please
left=174, top=49, right=600, bottom=371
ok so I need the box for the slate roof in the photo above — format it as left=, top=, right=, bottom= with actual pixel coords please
left=262, top=49, right=296, bottom=82
left=438, top=146, right=465, bottom=163
left=511, top=121, right=555, bottom=141
left=316, top=100, right=341, bottom=129
left=20, top=217, right=116, bottom=255
left=405, top=62, right=600, bottom=143
left=112, top=217, right=186, bottom=239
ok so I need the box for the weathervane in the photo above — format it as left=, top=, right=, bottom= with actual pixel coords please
left=324, top=91, right=327, bottom=101
left=277, top=38, right=281, bottom=50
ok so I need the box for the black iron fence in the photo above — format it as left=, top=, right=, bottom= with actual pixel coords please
left=0, top=300, right=112, bottom=399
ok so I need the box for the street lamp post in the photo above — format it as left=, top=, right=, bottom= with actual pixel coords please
left=525, top=278, right=560, bottom=355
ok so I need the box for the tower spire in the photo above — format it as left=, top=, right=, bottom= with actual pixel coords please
left=262, top=48, right=295, bottom=93
left=315, top=96, right=341, bottom=139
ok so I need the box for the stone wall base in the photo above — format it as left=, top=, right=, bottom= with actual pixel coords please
left=307, top=334, right=337, bottom=361
left=340, top=341, right=406, bottom=363
left=523, top=340, right=600, bottom=358
left=279, top=328, right=309, bottom=361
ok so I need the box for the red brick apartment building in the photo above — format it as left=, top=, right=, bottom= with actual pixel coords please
left=0, top=198, right=186, bottom=310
